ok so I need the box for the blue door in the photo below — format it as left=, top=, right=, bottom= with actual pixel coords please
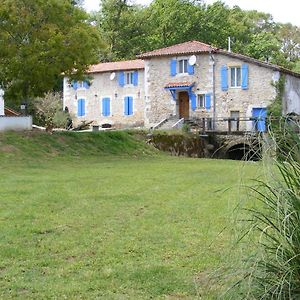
left=252, top=108, right=267, bottom=132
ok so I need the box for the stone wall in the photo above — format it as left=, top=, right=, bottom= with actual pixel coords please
left=144, top=54, right=214, bottom=127
left=214, top=54, right=277, bottom=131
left=144, top=53, right=278, bottom=130
left=64, top=70, right=145, bottom=128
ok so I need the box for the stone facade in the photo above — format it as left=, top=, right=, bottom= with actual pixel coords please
left=144, top=53, right=278, bottom=130
left=64, top=69, right=145, bottom=128
left=63, top=41, right=300, bottom=130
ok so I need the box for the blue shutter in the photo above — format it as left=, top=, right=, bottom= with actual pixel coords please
left=102, top=98, right=111, bottom=116
left=190, top=93, right=197, bottom=111
left=221, top=65, right=228, bottom=91
left=205, top=94, right=211, bottom=110
left=187, top=63, right=194, bottom=75
left=72, top=80, right=78, bottom=90
left=77, top=99, right=81, bottom=116
left=102, top=98, right=106, bottom=116
left=119, top=71, right=125, bottom=87
left=107, top=99, right=110, bottom=116
left=124, top=97, right=128, bottom=115
left=83, top=80, right=90, bottom=89
left=81, top=99, right=85, bottom=116
left=78, top=99, right=85, bottom=116
left=170, top=59, right=177, bottom=76
left=128, top=97, right=133, bottom=115
left=241, top=64, right=249, bottom=90
left=133, top=71, right=138, bottom=86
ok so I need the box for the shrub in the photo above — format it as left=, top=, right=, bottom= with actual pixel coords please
left=34, top=92, right=70, bottom=130
left=182, top=123, right=191, bottom=133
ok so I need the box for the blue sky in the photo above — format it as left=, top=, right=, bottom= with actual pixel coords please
left=84, top=0, right=300, bottom=26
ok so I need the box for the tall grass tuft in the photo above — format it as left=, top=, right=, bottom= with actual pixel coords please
left=241, top=120, right=300, bottom=299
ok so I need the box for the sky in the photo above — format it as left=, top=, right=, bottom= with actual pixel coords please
left=84, top=0, right=300, bottom=27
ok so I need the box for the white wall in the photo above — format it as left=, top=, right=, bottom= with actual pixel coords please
left=283, top=74, right=300, bottom=115
left=0, top=116, right=32, bottom=131
left=0, top=89, right=4, bottom=116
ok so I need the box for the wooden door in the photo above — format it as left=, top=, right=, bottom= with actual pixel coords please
left=179, top=92, right=189, bottom=119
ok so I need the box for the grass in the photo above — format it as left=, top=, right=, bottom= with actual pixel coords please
left=0, top=131, right=261, bottom=299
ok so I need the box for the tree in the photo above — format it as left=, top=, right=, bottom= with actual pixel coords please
left=95, top=0, right=150, bottom=60
left=277, top=23, right=300, bottom=63
left=0, top=0, right=101, bottom=105
left=245, top=32, right=282, bottom=63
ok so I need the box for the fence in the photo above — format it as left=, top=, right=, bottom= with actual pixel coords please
left=190, top=116, right=300, bottom=135
left=0, top=116, right=32, bottom=131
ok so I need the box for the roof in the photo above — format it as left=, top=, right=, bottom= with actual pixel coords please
left=165, top=82, right=194, bottom=88
left=87, top=59, right=144, bottom=74
left=217, top=49, right=300, bottom=78
left=138, top=41, right=215, bottom=59
left=138, top=40, right=300, bottom=79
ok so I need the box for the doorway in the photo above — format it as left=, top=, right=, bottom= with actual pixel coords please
left=178, top=91, right=189, bottom=119
left=230, top=111, right=240, bottom=131
left=252, top=107, right=267, bottom=132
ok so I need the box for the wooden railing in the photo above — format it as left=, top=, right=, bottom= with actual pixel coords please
left=187, top=116, right=300, bottom=135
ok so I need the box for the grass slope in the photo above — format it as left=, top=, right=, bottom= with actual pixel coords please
left=0, top=131, right=154, bottom=160
left=0, top=131, right=260, bottom=299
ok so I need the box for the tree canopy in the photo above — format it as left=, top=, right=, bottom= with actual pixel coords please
left=94, top=0, right=300, bottom=71
left=1, top=0, right=300, bottom=106
left=0, top=0, right=101, bottom=103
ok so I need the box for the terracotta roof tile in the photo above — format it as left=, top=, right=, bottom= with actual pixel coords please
left=138, top=41, right=216, bottom=58
left=138, top=39, right=300, bottom=78
left=87, top=59, right=144, bottom=74
left=165, top=82, right=194, bottom=88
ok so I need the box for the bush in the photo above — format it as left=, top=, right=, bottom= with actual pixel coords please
left=34, top=92, right=70, bottom=130
left=182, top=123, right=191, bottom=133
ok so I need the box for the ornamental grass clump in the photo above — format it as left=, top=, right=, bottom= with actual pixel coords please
left=244, top=121, right=300, bottom=299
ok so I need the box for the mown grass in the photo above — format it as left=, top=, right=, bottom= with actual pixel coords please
left=0, top=131, right=261, bottom=299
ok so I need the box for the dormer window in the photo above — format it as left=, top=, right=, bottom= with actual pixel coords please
left=178, top=59, right=188, bottom=74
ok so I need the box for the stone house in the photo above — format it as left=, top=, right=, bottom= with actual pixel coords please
left=63, top=59, right=145, bottom=128
left=63, top=40, right=300, bottom=131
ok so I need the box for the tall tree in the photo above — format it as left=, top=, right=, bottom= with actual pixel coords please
left=0, top=0, right=101, bottom=104
left=95, top=0, right=149, bottom=60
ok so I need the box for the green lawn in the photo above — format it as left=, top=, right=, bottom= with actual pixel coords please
left=0, top=132, right=261, bottom=299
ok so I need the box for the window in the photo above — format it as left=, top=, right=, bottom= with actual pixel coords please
left=125, top=72, right=134, bottom=85
left=77, top=81, right=85, bottom=89
left=178, top=59, right=188, bottom=74
left=230, top=67, right=241, bottom=87
left=197, top=94, right=205, bottom=109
